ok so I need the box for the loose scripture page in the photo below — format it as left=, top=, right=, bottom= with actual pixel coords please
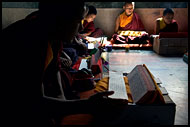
left=108, top=71, right=128, bottom=100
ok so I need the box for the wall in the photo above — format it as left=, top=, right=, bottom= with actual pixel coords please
left=2, top=8, right=38, bottom=29
left=93, top=8, right=122, bottom=38
left=85, top=2, right=188, bottom=8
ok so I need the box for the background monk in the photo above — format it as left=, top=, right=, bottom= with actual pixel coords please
left=114, top=2, right=145, bottom=33
left=79, top=5, right=103, bottom=38
left=155, top=8, right=178, bottom=34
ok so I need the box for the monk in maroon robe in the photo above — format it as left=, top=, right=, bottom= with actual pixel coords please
left=112, top=2, right=145, bottom=44
left=79, top=5, right=103, bottom=38
left=114, top=2, right=145, bottom=33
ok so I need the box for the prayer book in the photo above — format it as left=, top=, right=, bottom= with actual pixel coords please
left=127, top=65, right=156, bottom=103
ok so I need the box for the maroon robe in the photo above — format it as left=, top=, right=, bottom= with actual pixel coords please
left=119, top=12, right=145, bottom=31
left=80, top=20, right=103, bottom=38
left=81, top=20, right=96, bottom=34
left=159, top=20, right=178, bottom=33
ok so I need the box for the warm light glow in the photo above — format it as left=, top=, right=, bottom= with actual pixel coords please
left=112, top=43, right=152, bottom=48
left=103, top=40, right=112, bottom=47
left=85, top=36, right=102, bottom=42
left=118, top=30, right=148, bottom=37
left=113, top=44, right=128, bottom=47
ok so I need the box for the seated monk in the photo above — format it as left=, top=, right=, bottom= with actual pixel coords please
left=111, top=2, right=145, bottom=44
left=114, top=2, right=145, bottom=33
left=79, top=5, right=103, bottom=38
left=155, top=8, right=178, bottom=34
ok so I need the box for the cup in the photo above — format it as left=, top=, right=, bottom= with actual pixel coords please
left=125, top=45, right=130, bottom=52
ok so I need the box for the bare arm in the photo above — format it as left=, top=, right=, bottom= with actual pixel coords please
left=78, top=32, right=92, bottom=38
left=114, top=16, right=120, bottom=33
left=83, top=32, right=92, bottom=36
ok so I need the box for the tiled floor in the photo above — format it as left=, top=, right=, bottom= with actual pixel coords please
left=102, top=49, right=188, bottom=125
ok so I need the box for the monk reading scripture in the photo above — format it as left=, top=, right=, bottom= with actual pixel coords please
left=114, top=2, right=145, bottom=33
left=79, top=5, right=103, bottom=38
left=155, top=8, right=178, bottom=34
left=111, top=2, right=145, bottom=44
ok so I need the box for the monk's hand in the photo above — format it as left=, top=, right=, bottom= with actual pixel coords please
left=88, top=91, right=127, bottom=105
left=88, top=91, right=128, bottom=109
left=80, top=34, right=87, bottom=39
left=104, top=98, right=128, bottom=109
left=88, top=91, right=114, bottom=103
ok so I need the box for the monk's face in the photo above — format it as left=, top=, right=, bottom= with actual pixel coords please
left=163, top=13, right=174, bottom=24
left=86, top=14, right=96, bottom=22
left=123, top=4, right=134, bottom=16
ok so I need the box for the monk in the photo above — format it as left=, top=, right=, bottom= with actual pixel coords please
left=111, top=2, right=145, bottom=44
left=155, top=8, right=178, bottom=34
left=114, top=2, right=145, bottom=33
left=2, top=2, right=117, bottom=126
left=79, top=5, right=103, bottom=38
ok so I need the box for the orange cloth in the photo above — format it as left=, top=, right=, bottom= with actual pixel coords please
left=119, top=12, right=133, bottom=28
left=143, top=64, right=165, bottom=104
left=94, top=76, right=133, bottom=103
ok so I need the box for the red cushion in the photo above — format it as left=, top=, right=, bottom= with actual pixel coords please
left=159, top=32, right=188, bottom=38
